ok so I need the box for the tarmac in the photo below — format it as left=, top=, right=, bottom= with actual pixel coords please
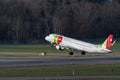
left=0, top=52, right=120, bottom=79
left=0, top=53, right=120, bottom=68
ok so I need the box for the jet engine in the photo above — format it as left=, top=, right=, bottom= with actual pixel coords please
left=56, top=46, right=64, bottom=50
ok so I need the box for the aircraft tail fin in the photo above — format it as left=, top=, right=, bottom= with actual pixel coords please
left=101, top=34, right=115, bottom=50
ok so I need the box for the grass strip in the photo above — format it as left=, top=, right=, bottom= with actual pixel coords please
left=0, top=43, right=119, bottom=53
left=0, top=64, right=120, bottom=77
left=0, top=45, right=68, bottom=53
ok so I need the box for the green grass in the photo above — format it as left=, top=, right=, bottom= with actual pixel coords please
left=0, top=43, right=119, bottom=53
left=0, top=64, right=120, bottom=77
left=0, top=45, right=52, bottom=52
left=0, top=45, right=69, bottom=53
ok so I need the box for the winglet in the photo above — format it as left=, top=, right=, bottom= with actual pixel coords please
left=111, top=40, right=116, bottom=46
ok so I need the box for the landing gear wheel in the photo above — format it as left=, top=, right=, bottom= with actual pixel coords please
left=81, top=51, right=86, bottom=55
left=69, top=52, right=73, bottom=55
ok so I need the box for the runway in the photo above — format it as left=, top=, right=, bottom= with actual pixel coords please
left=1, top=52, right=120, bottom=79
left=0, top=53, right=120, bottom=68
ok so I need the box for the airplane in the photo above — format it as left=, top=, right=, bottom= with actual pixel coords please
left=45, top=34, right=116, bottom=55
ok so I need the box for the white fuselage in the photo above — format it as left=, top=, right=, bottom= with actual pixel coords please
left=45, top=34, right=112, bottom=53
left=60, top=36, right=110, bottom=53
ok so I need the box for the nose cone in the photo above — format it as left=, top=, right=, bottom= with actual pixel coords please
left=45, top=36, right=49, bottom=41
left=45, top=34, right=54, bottom=43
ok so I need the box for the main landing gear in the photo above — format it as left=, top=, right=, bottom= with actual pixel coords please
left=81, top=51, right=86, bottom=55
left=69, top=51, right=86, bottom=55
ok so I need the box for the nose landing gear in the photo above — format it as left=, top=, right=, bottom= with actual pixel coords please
left=69, top=52, right=73, bottom=55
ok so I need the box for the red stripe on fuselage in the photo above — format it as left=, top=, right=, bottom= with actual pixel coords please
left=57, top=36, right=63, bottom=44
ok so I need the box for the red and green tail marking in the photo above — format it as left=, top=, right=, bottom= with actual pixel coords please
left=102, top=34, right=113, bottom=49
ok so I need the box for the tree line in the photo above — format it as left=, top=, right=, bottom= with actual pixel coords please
left=0, top=0, right=120, bottom=44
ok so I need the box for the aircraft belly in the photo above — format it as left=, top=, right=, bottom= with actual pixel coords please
left=61, top=41, right=95, bottom=52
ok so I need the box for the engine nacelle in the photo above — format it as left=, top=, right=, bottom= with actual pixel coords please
left=56, top=46, right=64, bottom=50
left=51, top=42, right=55, bottom=47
